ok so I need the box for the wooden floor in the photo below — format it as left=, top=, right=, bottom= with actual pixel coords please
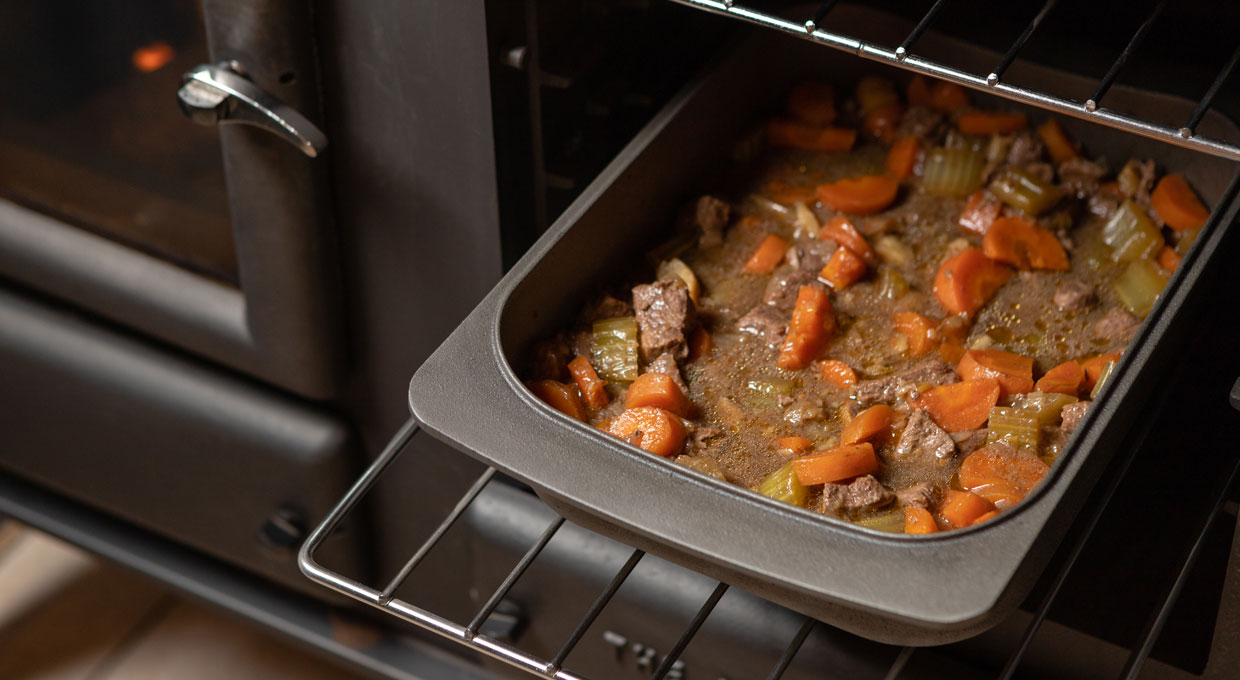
left=0, top=522, right=368, bottom=680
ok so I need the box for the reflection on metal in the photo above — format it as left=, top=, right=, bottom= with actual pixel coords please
left=178, top=62, right=327, bottom=157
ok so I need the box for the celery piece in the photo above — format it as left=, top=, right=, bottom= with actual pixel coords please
left=1103, top=200, right=1163, bottom=264
left=874, top=235, right=913, bottom=267
left=989, top=167, right=1063, bottom=215
left=1012, top=392, right=1078, bottom=426
left=1114, top=259, right=1169, bottom=318
left=1175, top=226, right=1202, bottom=257
left=1091, top=360, right=1117, bottom=399
left=590, top=316, right=640, bottom=385
left=986, top=407, right=1040, bottom=451
left=677, top=456, right=727, bottom=481
left=758, top=463, right=808, bottom=507
left=923, top=147, right=986, bottom=197
left=854, top=508, right=905, bottom=533
left=1116, top=159, right=1144, bottom=197
left=876, top=267, right=910, bottom=300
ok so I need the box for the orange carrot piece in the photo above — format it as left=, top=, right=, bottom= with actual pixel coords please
left=626, top=372, right=695, bottom=418
left=929, top=81, right=970, bottom=114
left=955, top=111, right=1028, bottom=136
left=1156, top=245, right=1182, bottom=273
left=933, top=248, right=1014, bottom=316
left=1081, top=353, right=1122, bottom=392
left=778, top=285, right=836, bottom=370
left=820, top=247, right=868, bottom=290
left=790, top=443, right=878, bottom=486
left=1151, top=174, right=1209, bottom=232
left=567, top=355, right=609, bottom=410
left=816, top=175, right=900, bottom=215
left=817, top=215, right=876, bottom=262
left=767, top=119, right=857, bottom=152
left=818, top=359, right=857, bottom=388
left=982, top=216, right=1069, bottom=271
left=959, top=190, right=1002, bottom=235
left=941, top=489, right=995, bottom=529
left=1037, top=118, right=1078, bottom=164
left=959, top=444, right=1049, bottom=509
left=689, top=328, right=714, bottom=361
left=957, top=349, right=1035, bottom=398
left=972, top=510, right=1000, bottom=525
left=527, top=379, right=588, bottom=422
left=776, top=436, right=814, bottom=456
left=863, top=102, right=904, bottom=143
left=607, top=407, right=685, bottom=457
left=939, top=340, right=966, bottom=365
left=841, top=404, right=894, bottom=446
left=787, top=80, right=837, bottom=126
left=1035, top=360, right=1084, bottom=396
left=744, top=234, right=789, bottom=274
left=886, top=136, right=920, bottom=180
left=913, top=379, right=1001, bottom=432
left=905, top=506, right=940, bottom=534
left=907, top=75, right=933, bottom=107
left=893, top=311, right=939, bottom=357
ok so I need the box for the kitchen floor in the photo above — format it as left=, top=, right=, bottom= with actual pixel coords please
left=0, top=521, right=366, bottom=680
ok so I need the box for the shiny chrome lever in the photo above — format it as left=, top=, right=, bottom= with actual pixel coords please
left=177, top=61, right=327, bottom=158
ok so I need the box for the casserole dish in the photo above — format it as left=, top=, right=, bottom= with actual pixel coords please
left=405, top=6, right=1240, bottom=644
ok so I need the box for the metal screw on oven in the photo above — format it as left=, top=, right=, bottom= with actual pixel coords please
left=257, top=508, right=306, bottom=560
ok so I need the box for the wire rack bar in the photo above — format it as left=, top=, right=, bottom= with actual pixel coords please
left=883, top=647, right=915, bottom=680
left=1184, top=42, right=1240, bottom=135
left=468, top=516, right=566, bottom=636
left=894, top=0, right=946, bottom=61
left=666, top=0, right=1240, bottom=162
left=986, top=0, right=1059, bottom=86
left=765, top=617, right=815, bottom=680
left=1086, top=0, right=1166, bottom=112
left=650, top=582, right=729, bottom=680
left=549, top=548, right=646, bottom=672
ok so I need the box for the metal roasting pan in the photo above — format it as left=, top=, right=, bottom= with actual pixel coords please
left=405, top=5, right=1240, bottom=645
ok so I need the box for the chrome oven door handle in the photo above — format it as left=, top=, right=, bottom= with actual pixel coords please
left=177, top=61, right=327, bottom=158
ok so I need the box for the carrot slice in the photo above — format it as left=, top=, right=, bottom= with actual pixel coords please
left=816, top=175, right=900, bottom=215
left=787, top=80, right=837, bottom=126
left=1156, top=245, right=1182, bottom=273
left=608, top=407, right=685, bottom=457
left=929, top=81, right=970, bottom=114
left=1037, top=118, right=1078, bottom=164
left=959, top=444, right=1049, bottom=509
left=567, top=355, right=609, bottom=410
left=904, top=506, right=940, bottom=534
left=744, top=234, right=789, bottom=274
left=893, top=312, right=939, bottom=357
left=778, top=285, right=836, bottom=370
left=886, top=136, right=920, bottom=180
left=959, top=190, right=1002, bottom=235
left=912, top=379, right=1001, bottom=431
left=818, top=359, right=857, bottom=388
left=817, top=215, right=876, bottom=261
left=790, top=443, right=878, bottom=485
left=767, top=119, right=857, bottom=152
left=957, top=349, right=1035, bottom=398
left=527, top=379, right=588, bottom=422
left=972, top=510, right=1000, bottom=525
left=933, top=248, right=1014, bottom=316
left=777, top=436, right=814, bottom=456
left=1035, top=360, right=1084, bottom=396
left=688, top=328, right=713, bottom=361
left=982, top=216, right=1069, bottom=271
left=863, top=102, right=904, bottom=143
left=907, top=75, right=932, bottom=107
left=626, top=372, right=694, bottom=418
left=1081, top=353, right=1122, bottom=392
left=841, top=404, right=893, bottom=446
left=820, top=247, right=868, bottom=290
left=956, top=111, right=1028, bottom=136
left=1151, top=174, right=1209, bottom=231
left=941, top=489, right=995, bottom=529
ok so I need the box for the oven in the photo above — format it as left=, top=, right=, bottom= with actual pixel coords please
left=2, top=1, right=1239, bottom=679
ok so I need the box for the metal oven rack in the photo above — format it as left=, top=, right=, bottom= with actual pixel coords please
left=667, top=0, right=1240, bottom=162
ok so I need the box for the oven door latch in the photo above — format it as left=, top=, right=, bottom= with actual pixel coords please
left=177, top=61, right=327, bottom=158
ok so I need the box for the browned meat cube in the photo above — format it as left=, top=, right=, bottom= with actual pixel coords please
left=1053, top=279, right=1095, bottom=311
left=646, top=352, right=690, bottom=396
left=1092, top=309, right=1139, bottom=344
left=695, top=195, right=730, bottom=248
left=852, top=359, right=959, bottom=405
left=818, top=475, right=895, bottom=516
left=737, top=305, right=786, bottom=348
left=762, top=266, right=816, bottom=311
left=633, top=280, right=696, bottom=361
left=896, top=482, right=937, bottom=509
left=894, top=409, right=956, bottom=465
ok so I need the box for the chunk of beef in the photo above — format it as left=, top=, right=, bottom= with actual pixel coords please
left=737, top=305, right=786, bottom=348
left=1007, top=132, right=1045, bottom=165
left=853, top=359, right=959, bottom=405
left=683, top=423, right=724, bottom=456
left=1088, top=192, right=1121, bottom=219
left=695, top=195, right=730, bottom=248
left=580, top=294, right=632, bottom=323
left=896, top=105, right=943, bottom=140
left=894, top=409, right=956, bottom=464
left=951, top=429, right=989, bottom=456
left=784, top=397, right=826, bottom=424
left=763, top=266, right=816, bottom=310
left=1024, top=162, right=1055, bottom=185
left=1060, top=400, right=1090, bottom=435
left=785, top=240, right=835, bottom=272
left=1053, top=279, right=1095, bottom=311
left=1058, top=157, right=1107, bottom=198
left=633, top=280, right=696, bottom=361
left=530, top=336, right=572, bottom=381
left=817, top=475, right=895, bottom=516
left=646, top=352, right=689, bottom=395
left=896, top=482, right=937, bottom=509
left=1119, top=158, right=1156, bottom=205
left=571, top=330, right=593, bottom=359
left=1092, top=309, right=1139, bottom=344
